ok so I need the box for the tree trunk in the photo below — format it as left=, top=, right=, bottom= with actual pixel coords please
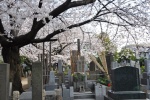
left=2, top=46, right=24, bottom=93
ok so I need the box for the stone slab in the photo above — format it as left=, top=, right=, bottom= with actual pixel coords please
left=107, top=90, right=146, bottom=100
left=111, top=66, right=140, bottom=91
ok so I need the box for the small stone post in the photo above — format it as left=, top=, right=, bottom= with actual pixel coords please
left=13, top=91, right=20, bottom=100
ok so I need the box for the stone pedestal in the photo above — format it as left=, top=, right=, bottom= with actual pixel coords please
left=45, top=84, right=57, bottom=91
left=104, top=90, right=146, bottom=100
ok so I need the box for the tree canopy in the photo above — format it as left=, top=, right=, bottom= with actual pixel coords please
left=0, top=0, right=150, bottom=52
left=0, top=0, right=150, bottom=92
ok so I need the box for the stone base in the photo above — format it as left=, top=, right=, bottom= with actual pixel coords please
left=106, top=90, right=146, bottom=100
left=104, top=95, right=147, bottom=100
left=141, top=85, right=147, bottom=93
left=45, top=84, right=57, bottom=91
left=63, top=97, right=73, bottom=100
left=147, top=91, right=150, bottom=99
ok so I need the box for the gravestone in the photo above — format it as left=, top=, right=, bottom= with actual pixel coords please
left=77, top=60, right=82, bottom=72
left=68, top=69, right=72, bottom=86
left=49, top=71, right=55, bottom=85
left=77, top=56, right=85, bottom=72
left=45, top=71, right=57, bottom=91
left=57, top=61, right=65, bottom=85
left=58, top=60, right=63, bottom=73
left=32, top=62, right=43, bottom=100
left=104, top=66, right=146, bottom=100
left=0, top=64, right=10, bottom=100
left=71, top=50, right=78, bottom=73
left=89, top=61, right=95, bottom=71
left=145, top=59, right=150, bottom=74
left=141, top=59, right=150, bottom=85
left=106, top=53, right=114, bottom=75
left=135, top=61, right=141, bottom=76
left=142, top=59, right=150, bottom=98
left=111, top=66, right=140, bottom=91
left=80, top=56, right=85, bottom=72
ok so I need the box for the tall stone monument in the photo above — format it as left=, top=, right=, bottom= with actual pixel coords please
left=0, top=64, right=10, bottom=100
left=32, top=62, right=43, bottom=100
left=71, top=50, right=78, bottom=73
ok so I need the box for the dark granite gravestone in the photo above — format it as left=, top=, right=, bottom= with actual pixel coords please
left=106, top=53, right=114, bottom=76
left=58, top=60, right=63, bottom=73
left=104, top=66, right=146, bottom=100
left=89, top=61, right=95, bottom=71
left=111, top=66, right=140, bottom=91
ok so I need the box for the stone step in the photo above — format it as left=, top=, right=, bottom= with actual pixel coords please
left=104, top=95, right=149, bottom=100
left=74, top=92, right=95, bottom=99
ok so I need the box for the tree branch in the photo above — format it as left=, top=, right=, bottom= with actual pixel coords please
left=11, top=0, right=96, bottom=47
left=31, top=0, right=95, bottom=33
left=68, top=0, right=96, bottom=8
left=57, top=42, right=72, bottom=54
left=98, top=0, right=134, bottom=26
left=31, top=18, right=94, bottom=43
left=94, top=19, right=130, bottom=26
left=0, top=36, right=11, bottom=47
left=0, top=19, right=4, bottom=34
left=38, top=0, right=43, bottom=8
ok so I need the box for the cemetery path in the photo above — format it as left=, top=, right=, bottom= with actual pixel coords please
left=21, top=77, right=28, bottom=90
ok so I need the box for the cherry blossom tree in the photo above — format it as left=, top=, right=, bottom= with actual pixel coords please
left=0, top=0, right=150, bottom=93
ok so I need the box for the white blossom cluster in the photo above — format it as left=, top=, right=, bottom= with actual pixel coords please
left=0, top=0, right=150, bottom=63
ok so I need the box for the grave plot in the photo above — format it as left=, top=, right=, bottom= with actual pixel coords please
left=104, top=65, right=146, bottom=100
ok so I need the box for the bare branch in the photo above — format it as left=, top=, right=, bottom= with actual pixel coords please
left=68, top=0, right=96, bottom=8
left=0, top=19, right=4, bottom=34
left=94, top=19, right=130, bottom=26
left=38, top=0, right=43, bottom=8
left=32, top=0, right=44, bottom=24
left=31, top=18, right=94, bottom=44
left=53, top=42, right=73, bottom=54
left=32, top=0, right=95, bottom=31
left=98, top=0, right=134, bottom=26
left=14, top=0, right=96, bottom=48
